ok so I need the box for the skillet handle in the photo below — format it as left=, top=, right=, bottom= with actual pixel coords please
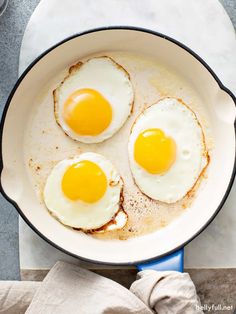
left=136, top=248, right=184, bottom=272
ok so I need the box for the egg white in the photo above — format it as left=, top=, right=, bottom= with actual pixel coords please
left=54, top=56, right=134, bottom=143
left=43, top=152, right=126, bottom=230
left=128, top=98, right=208, bottom=203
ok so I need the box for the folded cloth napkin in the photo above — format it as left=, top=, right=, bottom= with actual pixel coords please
left=0, top=261, right=203, bottom=314
left=0, top=281, right=39, bottom=313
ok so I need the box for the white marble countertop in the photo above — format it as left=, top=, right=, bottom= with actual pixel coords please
left=19, top=0, right=236, bottom=270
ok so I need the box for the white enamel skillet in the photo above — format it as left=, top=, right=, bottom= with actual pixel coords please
left=1, top=27, right=236, bottom=271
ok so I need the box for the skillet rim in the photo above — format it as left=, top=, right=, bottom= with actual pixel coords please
left=0, top=26, right=236, bottom=266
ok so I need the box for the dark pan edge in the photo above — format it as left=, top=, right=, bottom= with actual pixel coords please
left=0, top=26, right=236, bottom=266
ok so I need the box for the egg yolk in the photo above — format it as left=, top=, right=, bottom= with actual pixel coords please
left=134, top=128, right=176, bottom=174
left=63, top=88, right=112, bottom=136
left=61, top=160, right=107, bottom=203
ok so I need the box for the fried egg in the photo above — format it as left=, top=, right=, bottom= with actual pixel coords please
left=43, top=152, right=127, bottom=231
left=128, top=98, right=209, bottom=203
left=54, top=57, right=134, bottom=143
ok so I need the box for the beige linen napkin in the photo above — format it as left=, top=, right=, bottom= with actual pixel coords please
left=26, top=262, right=152, bottom=314
left=130, top=270, right=203, bottom=313
left=0, top=261, right=203, bottom=314
left=0, top=281, right=39, bottom=314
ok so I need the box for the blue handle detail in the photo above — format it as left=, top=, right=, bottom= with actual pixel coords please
left=137, top=248, right=184, bottom=272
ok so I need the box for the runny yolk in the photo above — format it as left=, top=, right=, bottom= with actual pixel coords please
left=134, top=128, right=176, bottom=174
left=63, top=88, right=112, bottom=136
left=61, top=160, right=107, bottom=203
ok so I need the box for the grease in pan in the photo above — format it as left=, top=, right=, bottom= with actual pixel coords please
left=36, top=53, right=211, bottom=238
